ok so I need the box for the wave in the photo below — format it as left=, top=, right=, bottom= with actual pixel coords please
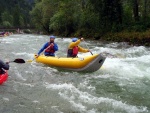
left=44, top=83, right=148, bottom=113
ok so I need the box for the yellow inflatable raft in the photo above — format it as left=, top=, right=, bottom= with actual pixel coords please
left=34, top=54, right=106, bottom=72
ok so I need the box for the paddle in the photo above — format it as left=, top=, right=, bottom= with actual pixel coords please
left=10, top=58, right=37, bottom=63
left=27, top=58, right=35, bottom=62
left=27, top=55, right=38, bottom=62
left=10, top=59, right=25, bottom=63
left=83, top=40, right=93, bottom=55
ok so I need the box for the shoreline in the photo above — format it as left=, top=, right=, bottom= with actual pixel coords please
left=80, top=30, right=150, bottom=47
left=100, top=31, right=150, bottom=46
left=1, top=29, right=150, bottom=47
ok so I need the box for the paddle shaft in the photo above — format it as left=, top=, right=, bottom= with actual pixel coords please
left=7, top=61, right=22, bottom=63
left=9, top=61, right=15, bottom=63
left=83, top=40, right=93, bottom=55
left=27, top=57, right=36, bottom=62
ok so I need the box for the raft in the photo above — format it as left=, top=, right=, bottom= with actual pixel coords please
left=34, top=54, right=106, bottom=72
left=0, top=71, right=8, bottom=85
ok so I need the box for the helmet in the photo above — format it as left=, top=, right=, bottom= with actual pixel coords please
left=50, top=35, right=55, bottom=39
left=72, top=38, right=78, bottom=42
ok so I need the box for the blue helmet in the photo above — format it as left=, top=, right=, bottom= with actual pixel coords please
left=50, top=35, right=55, bottom=39
left=72, top=38, right=78, bottom=42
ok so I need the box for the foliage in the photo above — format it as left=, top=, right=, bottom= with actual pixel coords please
left=23, top=29, right=32, bottom=33
left=1, top=11, right=13, bottom=26
left=2, top=21, right=12, bottom=28
left=30, top=0, right=150, bottom=40
left=102, top=30, right=150, bottom=46
left=29, top=0, right=150, bottom=46
left=30, top=0, right=58, bottom=33
left=0, top=0, right=33, bottom=27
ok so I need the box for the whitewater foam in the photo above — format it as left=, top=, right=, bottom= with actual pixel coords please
left=44, top=83, right=148, bottom=113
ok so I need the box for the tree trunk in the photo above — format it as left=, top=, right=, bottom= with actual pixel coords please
left=133, top=0, right=139, bottom=22
left=143, top=0, right=147, bottom=20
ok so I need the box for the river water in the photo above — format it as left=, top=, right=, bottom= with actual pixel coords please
left=0, top=34, right=150, bottom=113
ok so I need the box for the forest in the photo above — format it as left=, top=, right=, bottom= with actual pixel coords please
left=0, top=0, right=34, bottom=28
left=31, top=0, right=150, bottom=45
left=0, top=0, right=150, bottom=45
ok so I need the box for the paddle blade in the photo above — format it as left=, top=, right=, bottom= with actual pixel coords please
left=13, top=59, right=25, bottom=63
left=27, top=60, right=33, bottom=62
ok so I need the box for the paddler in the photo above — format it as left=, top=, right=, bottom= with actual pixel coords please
left=0, top=59, right=9, bottom=74
left=36, top=36, right=58, bottom=57
left=67, top=37, right=90, bottom=57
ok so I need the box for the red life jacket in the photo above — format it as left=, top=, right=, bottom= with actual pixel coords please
left=72, top=46, right=78, bottom=56
left=45, top=43, right=55, bottom=53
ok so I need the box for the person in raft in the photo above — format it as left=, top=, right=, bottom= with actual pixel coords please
left=37, top=35, right=58, bottom=57
left=67, top=37, right=90, bottom=57
left=0, top=59, right=9, bottom=74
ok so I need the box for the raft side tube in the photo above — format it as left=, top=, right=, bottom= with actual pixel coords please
left=62, top=54, right=106, bottom=72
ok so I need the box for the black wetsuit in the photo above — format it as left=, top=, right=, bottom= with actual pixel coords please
left=0, top=59, right=9, bottom=74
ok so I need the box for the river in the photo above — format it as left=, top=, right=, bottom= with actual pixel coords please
left=0, top=34, right=150, bottom=113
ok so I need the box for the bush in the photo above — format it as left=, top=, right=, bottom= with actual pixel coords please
left=101, top=30, right=150, bottom=46
left=2, top=21, right=12, bottom=28
left=23, top=29, right=31, bottom=34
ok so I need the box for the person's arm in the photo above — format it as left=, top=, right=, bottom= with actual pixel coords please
left=69, top=39, right=81, bottom=49
left=78, top=46, right=89, bottom=53
left=53, top=43, right=58, bottom=51
left=0, top=60, right=9, bottom=70
left=37, top=42, right=48, bottom=55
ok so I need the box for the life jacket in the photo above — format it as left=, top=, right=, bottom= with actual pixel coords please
left=45, top=42, right=55, bottom=53
left=72, top=46, right=78, bottom=56
left=67, top=46, right=78, bottom=57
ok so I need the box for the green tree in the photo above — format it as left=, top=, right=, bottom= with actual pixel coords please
left=2, top=21, right=12, bottom=27
left=0, top=0, right=33, bottom=27
left=13, top=5, right=21, bottom=27
left=1, top=11, right=13, bottom=27
left=30, top=0, right=150, bottom=36
left=122, top=1, right=133, bottom=27
left=19, top=16, right=25, bottom=26
left=50, top=0, right=80, bottom=35
left=31, top=0, right=58, bottom=33
left=88, top=0, right=123, bottom=33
